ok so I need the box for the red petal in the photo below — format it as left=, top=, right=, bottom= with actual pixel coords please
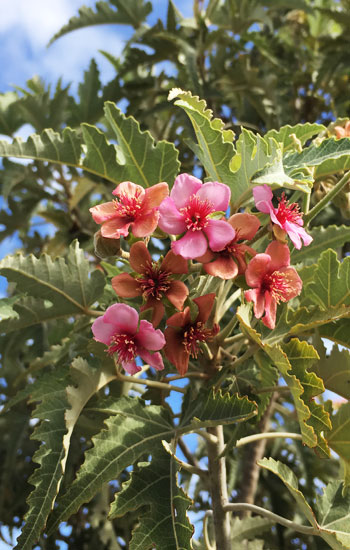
left=164, top=326, right=189, bottom=375
left=132, top=210, right=159, bottom=237
left=245, top=253, right=270, bottom=287
left=166, top=307, right=190, bottom=328
left=141, top=298, right=165, bottom=328
left=89, top=201, right=116, bottom=224
left=129, top=241, right=152, bottom=273
left=193, top=293, right=216, bottom=323
left=265, top=241, right=290, bottom=272
left=142, top=182, right=169, bottom=210
left=228, top=213, right=260, bottom=241
left=161, top=250, right=188, bottom=274
left=203, top=256, right=238, bottom=280
left=101, top=218, right=130, bottom=238
left=166, top=280, right=189, bottom=310
left=113, top=181, right=145, bottom=200
left=111, top=273, right=141, bottom=298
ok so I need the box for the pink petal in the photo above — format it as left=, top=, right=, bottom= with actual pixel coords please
left=104, top=303, right=139, bottom=334
left=245, top=253, right=271, bottom=287
left=284, top=222, right=302, bottom=249
left=245, top=288, right=265, bottom=319
left=204, top=219, right=235, bottom=251
left=265, top=241, right=290, bottom=272
left=137, top=320, right=166, bottom=350
left=253, top=185, right=275, bottom=215
left=89, top=201, right=116, bottom=224
left=101, top=218, right=130, bottom=238
left=142, top=182, right=169, bottom=210
left=122, top=360, right=142, bottom=375
left=228, top=213, right=260, bottom=241
left=172, top=230, right=208, bottom=260
left=138, top=349, right=164, bottom=371
left=279, top=267, right=303, bottom=299
left=170, top=173, right=203, bottom=209
left=196, top=182, right=231, bottom=212
left=112, top=181, right=145, bottom=201
left=261, top=291, right=277, bottom=330
left=132, top=209, right=159, bottom=237
left=158, top=197, right=187, bottom=235
left=91, top=316, right=116, bottom=346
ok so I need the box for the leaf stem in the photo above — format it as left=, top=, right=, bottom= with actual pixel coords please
left=115, top=372, right=186, bottom=394
left=223, top=503, right=318, bottom=536
left=236, top=432, right=302, bottom=447
left=203, top=512, right=215, bottom=550
left=304, top=170, right=350, bottom=224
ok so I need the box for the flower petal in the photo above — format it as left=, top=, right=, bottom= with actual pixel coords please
left=91, top=316, right=116, bottom=346
left=170, top=173, right=203, bottom=209
left=172, top=230, right=208, bottom=259
left=161, top=250, right=188, bottom=274
left=112, top=181, right=145, bottom=201
left=228, top=213, right=260, bottom=241
left=166, top=307, right=190, bottom=328
left=205, top=219, right=235, bottom=251
left=111, top=273, right=141, bottom=298
left=138, top=349, right=164, bottom=371
left=279, top=267, right=303, bottom=299
left=142, top=182, right=169, bottom=210
left=265, top=241, right=290, bottom=272
left=141, top=298, right=165, bottom=328
left=253, top=185, right=274, bottom=214
left=245, top=253, right=271, bottom=287
left=193, top=293, right=215, bottom=323
left=89, top=201, right=116, bottom=224
left=164, top=326, right=189, bottom=375
left=244, top=288, right=265, bottom=319
left=137, top=320, right=166, bottom=350
left=166, top=280, right=189, bottom=310
left=203, top=255, right=238, bottom=280
left=132, top=209, right=159, bottom=237
left=122, top=360, right=142, bottom=375
left=104, top=303, right=139, bottom=334
left=101, top=218, right=130, bottom=238
left=129, top=241, right=152, bottom=273
left=196, top=182, right=231, bottom=212
left=158, top=197, right=187, bottom=234
left=261, top=291, right=277, bottom=330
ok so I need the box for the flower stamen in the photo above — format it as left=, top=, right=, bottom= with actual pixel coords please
left=108, top=333, right=137, bottom=362
left=276, top=193, right=302, bottom=225
left=180, top=195, right=214, bottom=232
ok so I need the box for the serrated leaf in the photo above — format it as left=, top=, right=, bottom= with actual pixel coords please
left=168, top=89, right=236, bottom=186
left=259, top=459, right=350, bottom=550
left=49, top=0, right=152, bottom=45
left=0, top=91, right=24, bottom=135
left=284, top=137, right=350, bottom=176
left=292, top=225, right=350, bottom=265
left=15, top=358, right=117, bottom=550
left=265, top=123, right=325, bottom=152
left=109, top=450, right=193, bottom=550
left=179, top=388, right=257, bottom=431
left=326, top=403, right=350, bottom=489
left=254, top=351, right=278, bottom=421
left=303, top=249, right=350, bottom=310
left=104, top=101, right=180, bottom=188
left=319, top=319, right=350, bottom=348
left=0, top=240, right=105, bottom=332
left=0, top=296, right=20, bottom=321
left=76, top=58, right=102, bottom=122
left=314, top=345, right=350, bottom=399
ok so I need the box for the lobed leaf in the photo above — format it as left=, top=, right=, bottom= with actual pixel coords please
left=265, top=122, right=325, bottom=152
left=291, top=225, right=350, bottom=265
left=326, top=403, right=350, bottom=490
left=284, top=137, right=350, bottom=176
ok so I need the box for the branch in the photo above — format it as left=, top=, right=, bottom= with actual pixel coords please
left=115, top=372, right=186, bottom=394
left=223, top=503, right=318, bottom=536
left=236, top=432, right=302, bottom=447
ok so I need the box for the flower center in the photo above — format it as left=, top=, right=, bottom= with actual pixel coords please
left=108, top=333, right=137, bottom=362
left=114, top=191, right=143, bottom=220
left=262, top=271, right=292, bottom=303
left=183, top=322, right=218, bottom=357
left=276, top=193, right=302, bottom=225
left=180, top=195, right=214, bottom=232
left=137, top=263, right=171, bottom=300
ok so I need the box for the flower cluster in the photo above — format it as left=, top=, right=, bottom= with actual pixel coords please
left=90, top=173, right=310, bottom=374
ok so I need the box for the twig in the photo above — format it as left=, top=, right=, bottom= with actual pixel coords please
left=203, top=512, right=215, bottom=550
left=223, top=503, right=318, bottom=536
left=236, top=432, right=302, bottom=447
left=115, top=372, right=186, bottom=394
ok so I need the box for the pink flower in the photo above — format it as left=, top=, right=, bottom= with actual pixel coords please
left=196, top=213, right=260, bottom=279
left=253, top=185, right=312, bottom=250
left=244, top=241, right=302, bottom=330
left=89, top=181, right=169, bottom=239
left=334, top=121, right=350, bottom=139
left=158, top=173, right=235, bottom=259
left=91, top=303, right=165, bottom=374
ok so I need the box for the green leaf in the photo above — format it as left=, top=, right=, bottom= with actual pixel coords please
left=303, top=249, right=350, bottom=310
left=178, top=388, right=257, bottom=431
left=104, top=101, right=180, bottom=188
left=109, top=450, right=193, bottom=550
left=319, top=319, right=350, bottom=348
left=326, top=403, right=350, bottom=488
left=15, top=358, right=117, bottom=550
left=265, top=123, right=325, bottom=152
left=230, top=516, right=272, bottom=542
left=259, top=459, right=350, bottom=549
left=48, top=0, right=152, bottom=45
left=284, top=137, right=350, bottom=176
left=168, top=88, right=236, bottom=186
left=0, top=91, right=24, bottom=135
left=0, top=296, right=20, bottom=321
left=0, top=240, right=105, bottom=332
left=76, top=58, right=102, bottom=123
left=292, top=225, right=350, bottom=265
left=314, top=344, right=350, bottom=399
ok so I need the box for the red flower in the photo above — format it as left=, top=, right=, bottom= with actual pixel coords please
left=196, top=213, right=260, bottom=279
left=244, top=241, right=302, bottom=330
left=111, top=241, right=189, bottom=327
left=89, top=181, right=169, bottom=239
left=164, top=293, right=218, bottom=375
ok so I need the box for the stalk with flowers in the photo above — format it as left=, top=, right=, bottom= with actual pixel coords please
left=1, top=88, right=350, bottom=550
